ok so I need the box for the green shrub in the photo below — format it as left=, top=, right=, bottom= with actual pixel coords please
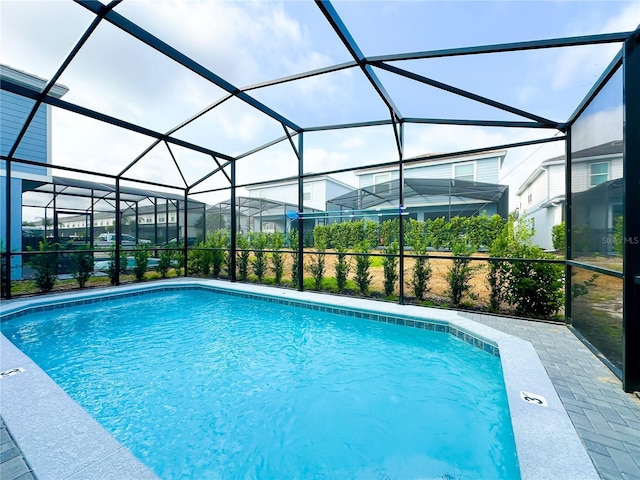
left=380, top=218, right=400, bottom=246
left=306, top=235, right=326, bottom=291
left=72, top=246, right=94, bottom=288
left=133, top=246, right=150, bottom=281
left=208, top=230, right=229, bottom=277
left=354, top=243, right=372, bottom=295
left=270, top=232, right=285, bottom=284
left=572, top=271, right=599, bottom=299
left=552, top=222, right=566, bottom=253
left=494, top=215, right=565, bottom=318
left=30, top=240, right=58, bottom=292
left=612, top=216, right=623, bottom=256
left=382, top=241, right=398, bottom=296
left=188, top=241, right=214, bottom=276
left=172, top=249, right=185, bottom=277
left=446, top=242, right=477, bottom=306
left=236, top=235, right=250, bottom=281
left=289, top=230, right=299, bottom=286
left=250, top=232, right=269, bottom=282
left=406, top=222, right=431, bottom=300
left=504, top=248, right=564, bottom=318
left=334, top=248, right=350, bottom=292
left=158, top=249, right=173, bottom=278
left=107, top=249, right=128, bottom=285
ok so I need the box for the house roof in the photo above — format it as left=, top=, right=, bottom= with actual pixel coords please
left=1, top=64, right=68, bottom=98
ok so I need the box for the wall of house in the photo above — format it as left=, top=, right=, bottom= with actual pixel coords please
left=357, top=155, right=501, bottom=188
left=1, top=88, right=50, bottom=280
left=0, top=176, right=24, bottom=279
left=527, top=205, right=562, bottom=250
left=548, top=163, right=565, bottom=198
left=0, top=90, right=48, bottom=176
left=325, top=181, right=354, bottom=206
left=571, top=155, right=623, bottom=193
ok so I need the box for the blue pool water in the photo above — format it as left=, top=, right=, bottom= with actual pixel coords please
left=2, top=289, right=520, bottom=479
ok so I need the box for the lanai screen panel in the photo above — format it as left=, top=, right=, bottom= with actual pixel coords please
left=569, top=64, right=624, bottom=372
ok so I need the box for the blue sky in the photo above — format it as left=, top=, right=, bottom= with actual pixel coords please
left=1, top=0, right=638, bottom=211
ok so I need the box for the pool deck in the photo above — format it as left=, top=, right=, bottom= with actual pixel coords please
left=1, top=279, right=639, bottom=479
left=459, top=311, right=640, bottom=480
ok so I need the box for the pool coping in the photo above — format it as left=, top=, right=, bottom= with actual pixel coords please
left=0, top=278, right=599, bottom=480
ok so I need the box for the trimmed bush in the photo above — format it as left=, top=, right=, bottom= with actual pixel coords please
left=72, top=246, right=94, bottom=288
left=250, top=232, right=269, bottom=282
left=133, top=246, right=150, bottom=281
left=354, top=243, right=372, bottom=295
left=270, top=232, right=285, bottom=284
left=30, top=240, right=58, bottom=292
left=382, top=241, right=398, bottom=296
left=446, top=242, right=477, bottom=306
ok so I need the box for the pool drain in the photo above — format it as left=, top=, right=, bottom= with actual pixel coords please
left=0, top=367, right=25, bottom=378
left=520, top=390, right=548, bottom=406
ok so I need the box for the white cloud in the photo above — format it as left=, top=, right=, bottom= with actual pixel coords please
left=550, top=3, right=639, bottom=91
left=2, top=0, right=635, bottom=217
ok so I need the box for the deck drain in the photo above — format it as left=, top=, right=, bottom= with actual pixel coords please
left=0, top=367, right=25, bottom=378
left=520, top=391, right=548, bottom=406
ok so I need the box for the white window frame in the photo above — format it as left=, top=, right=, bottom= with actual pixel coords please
left=452, top=162, right=476, bottom=182
left=373, top=172, right=391, bottom=194
left=303, top=183, right=312, bottom=202
left=589, top=162, right=609, bottom=187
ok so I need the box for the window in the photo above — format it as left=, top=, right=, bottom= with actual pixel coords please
left=373, top=173, right=391, bottom=194
left=303, top=183, right=312, bottom=202
left=589, top=162, right=609, bottom=187
left=453, top=163, right=475, bottom=181
left=527, top=193, right=533, bottom=205
left=159, top=216, right=165, bottom=222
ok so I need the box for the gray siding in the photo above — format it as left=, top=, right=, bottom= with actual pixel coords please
left=0, top=90, right=48, bottom=176
left=476, top=157, right=499, bottom=183
left=358, top=156, right=501, bottom=188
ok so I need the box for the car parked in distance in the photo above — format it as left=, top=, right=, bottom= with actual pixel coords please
left=166, top=237, right=197, bottom=247
left=95, top=233, right=152, bottom=247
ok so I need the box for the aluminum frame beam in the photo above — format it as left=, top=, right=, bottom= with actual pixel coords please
left=368, top=31, right=633, bottom=62
left=76, top=0, right=301, bottom=133
left=372, top=61, right=561, bottom=128
left=315, top=0, right=402, bottom=121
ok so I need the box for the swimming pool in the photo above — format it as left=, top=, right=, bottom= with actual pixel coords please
left=2, top=287, right=518, bottom=479
left=0, top=279, right=600, bottom=480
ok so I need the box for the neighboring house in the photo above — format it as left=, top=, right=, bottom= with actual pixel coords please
left=517, top=140, right=623, bottom=251
left=1, top=65, right=68, bottom=278
left=517, top=156, right=565, bottom=250
left=327, top=150, right=509, bottom=222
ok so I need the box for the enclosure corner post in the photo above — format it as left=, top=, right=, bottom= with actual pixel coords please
left=623, top=30, right=640, bottom=392
left=230, top=159, right=237, bottom=282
